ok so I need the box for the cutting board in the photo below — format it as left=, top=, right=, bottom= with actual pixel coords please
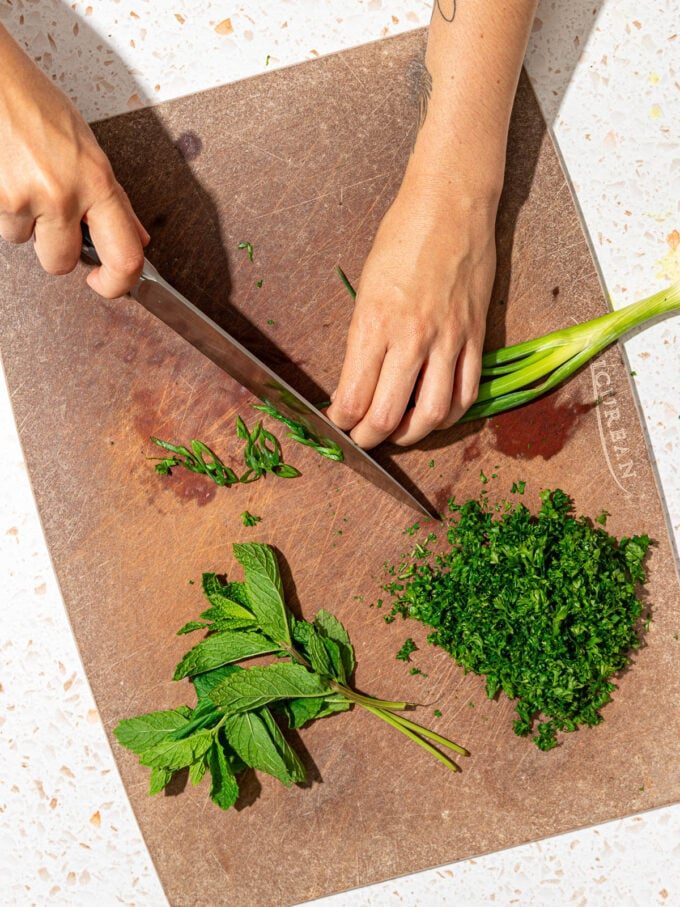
left=1, top=31, right=678, bottom=907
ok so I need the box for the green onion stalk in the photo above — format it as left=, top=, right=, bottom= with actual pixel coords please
left=336, top=267, right=680, bottom=423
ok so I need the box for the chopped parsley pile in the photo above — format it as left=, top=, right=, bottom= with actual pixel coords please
left=385, top=486, right=651, bottom=750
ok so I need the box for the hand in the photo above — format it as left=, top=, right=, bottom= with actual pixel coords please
left=0, top=26, right=148, bottom=297
left=327, top=177, right=498, bottom=448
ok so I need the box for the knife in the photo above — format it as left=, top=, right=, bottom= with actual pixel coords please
left=80, top=226, right=436, bottom=518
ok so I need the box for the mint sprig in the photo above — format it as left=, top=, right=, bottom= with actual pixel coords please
left=114, top=543, right=467, bottom=810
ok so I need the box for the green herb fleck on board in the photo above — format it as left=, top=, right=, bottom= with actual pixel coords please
left=241, top=511, right=261, bottom=528
left=409, top=667, right=427, bottom=677
left=510, top=480, right=527, bottom=495
left=479, top=470, right=488, bottom=485
left=256, top=279, right=264, bottom=288
left=595, top=511, right=609, bottom=526
left=237, top=241, right=254, bottom=262
left=396, top=638, right=417, bottom=662
left=428, top=459, right=435, bottom=469
left=433, top=709, right=442, bottom=718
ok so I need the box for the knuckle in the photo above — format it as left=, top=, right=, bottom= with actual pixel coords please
left=87, top=160, right=117, bottom=198
left=460, top=384, right=480, bottom=411
left=368, top=407, right=400, bottom=435
left=0, top=195, right=27, bottom=218
left=108, top=248, right=144, bottom=277
left=404, top=315, right=431, bottom=348
left=334, top=393, right=365, bottom=425
left=0, top=226, right=30, bottom=245
left=420, top=399, right=450, bottom=427
left=43, top=254, right=79, bottom=276
left=43, top=183, right=77, bottom=220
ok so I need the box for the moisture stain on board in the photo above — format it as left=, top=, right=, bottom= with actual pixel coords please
left=175, top=131, right=203, bottom=161
left=155, top=469, right=218, bottom=507
left=461, top=436, right=482, bottom=464
left=490, top=392, right=595, bottom=460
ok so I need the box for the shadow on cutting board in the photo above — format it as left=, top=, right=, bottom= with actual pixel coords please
left=5, top=0, right=605, bottom=495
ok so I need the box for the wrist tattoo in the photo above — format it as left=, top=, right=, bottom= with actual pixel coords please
left=433, top=0, right=457, bottom=22
left=407, top=58, right=433, bottom=153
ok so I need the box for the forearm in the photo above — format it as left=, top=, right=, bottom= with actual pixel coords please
left=408, top=0, right=538, bottom=204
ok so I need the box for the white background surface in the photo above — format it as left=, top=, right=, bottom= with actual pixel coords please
left=1, top=1, right=678, bottom=905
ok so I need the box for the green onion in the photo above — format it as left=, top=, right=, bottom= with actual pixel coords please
left=465, top=283, right=680, bottom=422
left=336, top=268, right=679, bottom=423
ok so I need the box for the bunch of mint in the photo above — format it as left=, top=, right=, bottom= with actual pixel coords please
left=115, top=543, right=467, bottom=811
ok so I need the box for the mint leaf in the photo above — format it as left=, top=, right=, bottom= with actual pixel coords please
left=207, top=741, right=240, bottom=809
left=192, top=663, right=242, bottom=700
left=233, top=543, right=291, bottom=645
left=319, top=636, right=347, bottom=683
left=305, top=627, right=334, bottom=678
left=315, top=699, right=352, bottom=720
left=209, top=662, right=330, bottom=714
left=177, top=620, right=210, bottom=636
left=314, top=610, right=355, bottom=676
left=114, top=708, right=192, bottom=754
left=198, top=611, right=257, bottom=632
left=284, top=696, right=326, bottom=728
left=202, top=573, right=254, bottom=620
left=223, top=710, right=298, bottom=786
left=149, top=767, right=173, bottom=796
left=139, top=729, right=214, bottom=770
left=173, top=631, right=278, bottom=681
left=189, top=757, right=208, bottom=786
left=259, top=709, right=305, bottom=783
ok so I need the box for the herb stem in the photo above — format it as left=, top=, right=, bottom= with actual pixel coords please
left=333, top=684, right=409, bottom=711
left=381, top=711, right=469, bottom=756
left=336, top=265, right=357, bottom=300
left=361, top=704, right=461, bottom=772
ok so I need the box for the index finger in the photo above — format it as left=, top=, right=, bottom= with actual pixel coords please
left=84, top=189, right=147, bottom=298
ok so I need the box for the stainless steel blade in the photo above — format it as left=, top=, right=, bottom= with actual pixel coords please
left=128, top=259, right=435, bottom=518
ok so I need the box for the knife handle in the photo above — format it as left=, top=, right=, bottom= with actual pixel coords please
left=80, top=222, right=101, bottom=265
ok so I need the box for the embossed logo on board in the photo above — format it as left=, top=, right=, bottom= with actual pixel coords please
left=591, top=351, right=640, bottom=497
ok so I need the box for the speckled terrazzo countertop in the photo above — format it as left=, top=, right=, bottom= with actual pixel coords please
left=1, top=2, right=678, bottom=905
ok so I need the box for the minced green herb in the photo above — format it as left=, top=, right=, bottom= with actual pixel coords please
left=150, top=414, right=300, bottom=488
left=237, top=240, right=254, bottom=262
left=433, top=709, right=442, bottom=718
left=252, top=400, right=344, bottom=462
left=241, top=510, right=261, bottom=527
left=409, top=667, right=427, bottom=677
left=114, top=543, right=466, bottom=811
left=396, top=638, right=417, bottom=662
left=150, top=438, right=239, bottom=486
left=236, top=416, right=300, bottom=481
left=385, top=487, right=651, bottom=751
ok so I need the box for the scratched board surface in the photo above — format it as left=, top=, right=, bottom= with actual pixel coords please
left=1, top=32, right=678, bottom=907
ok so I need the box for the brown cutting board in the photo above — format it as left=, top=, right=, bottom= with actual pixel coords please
left=1, top=31, right=678, bottom=907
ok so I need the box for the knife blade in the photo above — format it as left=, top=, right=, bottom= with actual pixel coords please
left=81, top=228, right=436, bottom=518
